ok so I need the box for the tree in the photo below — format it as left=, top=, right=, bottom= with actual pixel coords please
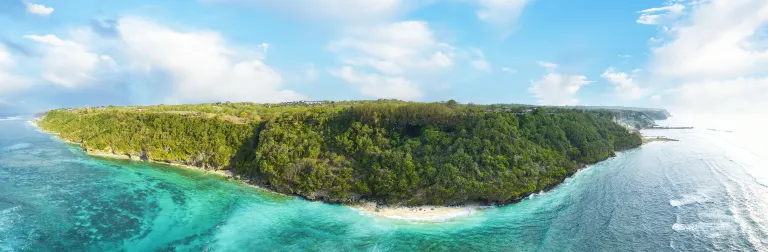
left=39, top=101, right=641, bottom=206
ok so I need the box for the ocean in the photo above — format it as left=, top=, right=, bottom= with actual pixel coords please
left=0, top=114, right=766, bottom=251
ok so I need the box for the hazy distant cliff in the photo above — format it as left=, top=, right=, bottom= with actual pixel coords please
left=572, top=106, right=669, bottom=130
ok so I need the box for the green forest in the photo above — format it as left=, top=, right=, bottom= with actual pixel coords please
left=38, top=101, right=642, bottom=206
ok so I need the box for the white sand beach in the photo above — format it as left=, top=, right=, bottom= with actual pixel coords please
left=351, top=202, right=487, bottom=222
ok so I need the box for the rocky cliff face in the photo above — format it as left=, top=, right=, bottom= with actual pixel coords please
left=614, top=111, right=656, bottom=131
left=571, top=106, right=669, bottom=131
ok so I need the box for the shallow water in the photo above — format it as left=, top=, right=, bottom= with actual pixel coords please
left=1, top=116, right=766, bottom=251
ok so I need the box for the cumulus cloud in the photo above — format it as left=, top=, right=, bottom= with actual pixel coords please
left=259, top=43, right=269, bottom=54
left=24, top=2, right=53, bottom=16
left=537, top=61, right=558, bottom=70
left=651, top=0, right=768, bottom=78
left=469, top=47, right=491, bottom=72
left=529, top=62, right=592, bottom=105
left=669, top=77, right=768, bottom=114
left=117, top=17, right=304, bottom=104
left=644, top=0, right=768, bottom=114
left=501, top=67, right=517, bottom=73
left=476, top=0, right=530, bottom=31
left=90, top=18, right=119, bottom=37
left=331, top=66, right=422, bottom=100
left=529, top=74, right=592, bottom=106
left=601, top=67, right=644, bottom=100
left=637, top=3, right=685, bottom=25
left=0, top=45, right=33, bottom=96
left=24, top=34, right=113, bottom=88
left=327, top=20, right=457, bottom=100
left=328, top=21, right=455, bottom=75
left=201, top=0, right=410, bottom=22
left=205, top=0, right=532, bottom=32
left=471, top=60, right=491, bottom=72
left=0, top=45, right=13, bottom=68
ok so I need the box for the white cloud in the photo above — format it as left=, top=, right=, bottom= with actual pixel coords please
left=476, top=0, right=530, bottom=30
left=259, top=43, right=269, bottom=54
left=117, top=17, right=304, bottom=103
left=639, top=4, right=686, bottom=14
left=529, top=60, right=593, bottom=106
left=651, top=0, right=768, bottom=78
left=637, top=3, right=685, bottom=25
left=637, top=14, right=661, bottom=25
left=0, top=46, right=13, bottom=68
left=469, top=47, right=485, bottom=58
left=669, top=77, right=768, bottom=114
left=24, top=2, right=54, bottom=16
left=601, top=67, right=645, bottom=100
left=327, top=20, right=457, bottom=100
left=328, top=21, right=455, bottom=75
left=501, top=67, right=517, bottom=73
left=529, top=73, right=592, bottom=106
left=469, top=47, right=491, bottom=72
left=537, top=61, right=558, bottom=70
left=529, top=61, right=591, bottom=105
left=202, top=0, right=410, bottom=22
left=24, top=34, right=113, bottom=88
left=205, top=0, right=532, bottom=31
left=644, top=0, right=768, bottom=115
left=0, top=45, right=33, bottom=95
left=331, top=66, right=422, bottom=100
left=471, top=60, right=491, bottom=72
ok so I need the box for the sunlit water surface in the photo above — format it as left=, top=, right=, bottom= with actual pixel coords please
left=0, top=114, right=766, bottom=251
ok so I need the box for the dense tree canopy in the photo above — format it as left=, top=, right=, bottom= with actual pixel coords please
left=39, top=101, right=641, bottom=206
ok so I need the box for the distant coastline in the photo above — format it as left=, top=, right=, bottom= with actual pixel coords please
left=642, top=136, right=679, bottom=144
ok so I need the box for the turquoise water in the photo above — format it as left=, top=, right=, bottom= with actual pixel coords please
left=1, top=115, right=767, bottom=251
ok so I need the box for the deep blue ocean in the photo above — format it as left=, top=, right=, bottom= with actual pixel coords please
left=1, top=114, right=766, bottom=251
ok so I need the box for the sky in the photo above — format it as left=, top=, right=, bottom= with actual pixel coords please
left=0, top=0, right=766, bottom=116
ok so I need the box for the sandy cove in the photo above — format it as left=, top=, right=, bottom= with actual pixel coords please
left=350, top=202, right=488, bottom=222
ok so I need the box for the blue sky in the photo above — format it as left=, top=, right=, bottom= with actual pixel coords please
left=1, top=0, right=766, bottom=115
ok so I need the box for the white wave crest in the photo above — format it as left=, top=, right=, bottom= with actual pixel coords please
left=669, top=194, right=708, bottom=207
left=0, top=206, right=21, bottom=215
left=2, top=143, right=32, bottom=152
left=671, top=221, right=733, bottom=234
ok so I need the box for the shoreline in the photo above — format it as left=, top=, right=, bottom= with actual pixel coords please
left=642, top=136, right=679, bottom=144
left=84, top=149, right=235, bottom=178
left=27, top=119, right=637, bottom=223
left=28, top=120, right=234, bottom=178
left=30, top=119, right=491, bottom=222
left=348, top=202, right=489, bottom=222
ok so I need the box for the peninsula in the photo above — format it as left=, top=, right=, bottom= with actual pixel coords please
left=37, top=100, right=661, bottom=207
